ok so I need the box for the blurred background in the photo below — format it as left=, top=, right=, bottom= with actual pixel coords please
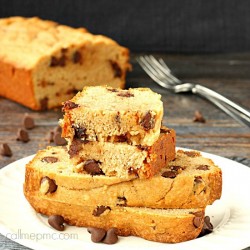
left=1, top=0, right=250, bottom=53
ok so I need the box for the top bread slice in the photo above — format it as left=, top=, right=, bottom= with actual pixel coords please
left=0, top=17, right=130, bottom=110
left=24, top=148, right=222, bottom=209
left=61, top=86, right=163, bottom=146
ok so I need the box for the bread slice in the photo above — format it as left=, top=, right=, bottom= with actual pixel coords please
left=24, top=193, right=205, bottom=243
left=67, top=127, right=175, bottom=179
left=61, top=86, right=163, bottom=146
left=24, top=148, right=222, bottom=209
left=0, top=17, right=130, bottom=110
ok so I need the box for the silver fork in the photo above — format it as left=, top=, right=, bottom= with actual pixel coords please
left=137, top=55, right=250, bottom=127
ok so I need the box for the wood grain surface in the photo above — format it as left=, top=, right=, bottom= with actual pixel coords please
left=0, top=53, right=249, bottom=250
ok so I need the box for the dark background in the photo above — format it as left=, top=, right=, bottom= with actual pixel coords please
left=1, top=0, right=250, bottom=53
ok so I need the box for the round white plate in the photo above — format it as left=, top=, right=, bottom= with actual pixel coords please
left=0, top=148, right=250, bottom=250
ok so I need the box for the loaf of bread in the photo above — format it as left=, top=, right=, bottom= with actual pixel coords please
left=0, top=17, right=130, bottom=110
left=67, top=127, right=175, bottom=178
left=24, top=193, right=205, bottom=243
left=24, top=148, right=222, bottom=209
left=61, top=86, right=163, bottom=146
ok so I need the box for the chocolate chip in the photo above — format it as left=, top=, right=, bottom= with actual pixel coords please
left=183, top=151, right=199, bottom=157
left=0, top=143, right=12, bottom=157
left=115, top=135, right=127, bottom=142
left=22, top=113, right=35, bottom=129
left=63, top=101, right=79, bottom=111
left=193, top=110, right=206, bottom=123
left=72, top=51, right=82, bottom=64
left=92, top=206, right=111, bottom=216
left=48, top=215, right=65, bottom=231
left=50, top=55, right=66, bottom=67
left=103, top=228, right=118, bottom=244
left=117, top=197, right=127, bottom=206
left=66, top=88, right=78, bottom=95
left=160, top=127, right=171, bottom=134
left=107, top=88, right=119, bottom=92
left=53, top=132, right=67, bottom=146
left=16, top=129, right=29, bottom=142
left=161, top=171, right=177, bottom=178
left=84, top=160, right=104, bottom=175
left=73, top=126, right=87, bottom=140
left=40, top=97, right=48, bottom=111
left=61, top=48, right=68, bottom=54
left=41, top=176, right=57, bottom=194
left=137, top=145, right=149, bottom=151
left=110, top=60, right=122, bottom=77
left=194, top=176, right=203, bottom=183
left=68, top=139, right=82, bottom=158
left=41, top=156, right=58, bottom=163
left=198, top=216, right=213, bottom=237
left=197, top=165, right=210, bottom=170
left=192, top=211, right=204, bottom=228
left=87, top=227, right=106, bottom=243
left=115, top=112, right=121, bottom=123
left=170, top=165, right=183, bottom=172
left=117, top=91, right=134, bottom=97
left=140, top=111, right=155, bottom=131
left=128, top=167, right=138, bottom=176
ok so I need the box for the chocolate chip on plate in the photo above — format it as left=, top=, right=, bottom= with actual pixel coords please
left=48, top=215, right=65, bottom=231
left=16, top=128, right=29, bottom=142
left=40, top=176, right=57, bottom=194
left=103, top=228, right=118, bottom=244
left=0, top=143, right=12, bottom=157
left=22, top=113, right=35, bottom=129
left=53, top=132, right=67, bottom=146
left=84, top=160, right=104, bottom=175
left=87, top=227, right=106, bottom=243
left=193, top=110, right=206, bottom=123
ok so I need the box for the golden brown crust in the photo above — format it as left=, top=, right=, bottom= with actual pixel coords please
left=0, top=60, right=38, bottom=109
left=0, top=17, right=130, bottom=110
left=24, top=193, right=204, bottom=243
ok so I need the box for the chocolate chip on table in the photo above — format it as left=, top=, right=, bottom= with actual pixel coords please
left=41, top=156, right=58, bottom=163
left=140, top=111, right=155, bottom=131
left=16, top=128, right=29, bottom=142
left=22, top=113, right=35, bottom=129
left=53, top=132, right=67, bottom=146
left=87, top=227, right=106, bottom=243
left=63, top=101, right=79, bottom=111
left=84, top=160, right=104, bottom=175
left=40, top=176, right=57, bottom=194
left=197, top=165, right=210, bottom=170
left=48, top=215, right=65, bottom=231
left=103, top=228, right=118, bottom=244
left=192, top=211, right=204, bottom=228
left=161, top=170, right=177, bottom=178
left=193, top=110, right=206, bottom=123
left=0, top=143, right=12, bottom=157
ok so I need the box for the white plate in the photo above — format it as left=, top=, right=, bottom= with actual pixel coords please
left=0, top=148, right=250, bottom=250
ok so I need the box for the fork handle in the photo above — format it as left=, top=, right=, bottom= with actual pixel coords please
left=192, top=84, right=250, bottom=126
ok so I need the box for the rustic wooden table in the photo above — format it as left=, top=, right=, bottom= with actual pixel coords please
left=0, top=53, right=249, bottom=250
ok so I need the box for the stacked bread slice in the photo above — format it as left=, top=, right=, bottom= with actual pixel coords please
left=24, top=86, right=222, bottom=243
